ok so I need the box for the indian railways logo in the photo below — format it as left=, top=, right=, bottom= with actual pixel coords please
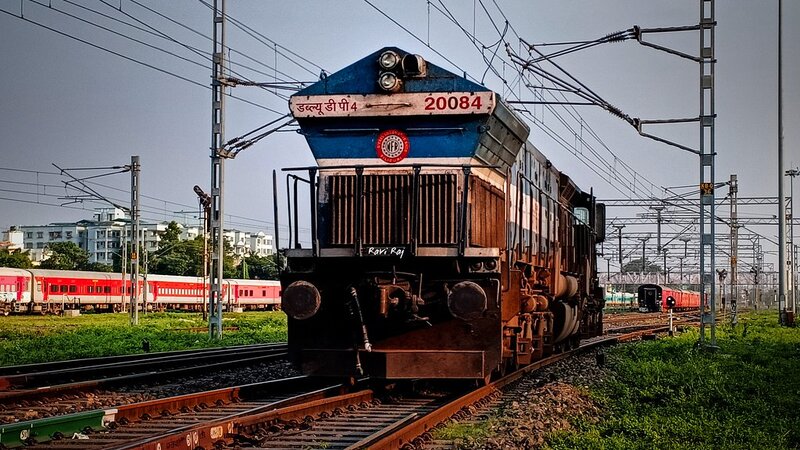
left=376, top=129, right=409, bottom=163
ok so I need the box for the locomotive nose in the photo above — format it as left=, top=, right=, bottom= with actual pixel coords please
left=447, top=281, right=487, bottom=321
left=282, top=281, right=321, bottom=320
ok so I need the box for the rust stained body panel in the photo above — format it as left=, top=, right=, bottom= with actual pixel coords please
left=470, top=176, right=506, bottom=249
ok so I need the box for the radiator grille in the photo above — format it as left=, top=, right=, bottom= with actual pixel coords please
left=329, top=173, right=457, bottom=246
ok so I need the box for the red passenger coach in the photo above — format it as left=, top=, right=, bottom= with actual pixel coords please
left=148, top=274, right=209, bottom=310
left=637, top=284, right=701, bottom=312
left=0, top=268, right=281, bottom=314
left=230, top=279, right=281, bottom=310
left=0, top=268, right=32, bottom=315
left=32, top=269, right=134, bottom=312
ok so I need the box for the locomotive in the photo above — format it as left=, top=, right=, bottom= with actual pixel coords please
left=637, top=284, right=701, bottom=312
left=279, top=47, right=606, bottom=381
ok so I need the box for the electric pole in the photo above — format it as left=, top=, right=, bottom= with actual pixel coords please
left=194, top=185, right=212, bottom=322
left=651, top=205, right=665, bottom=284
left=639, top=235, right=650, bottom=284
left=787, top=168, right=799, bottom=318
left=778, top=0, right=787, bottom=325
left=730, top=174, right=739, bottom=324
left=209, top=0, right=226, bottom=338
left=129, top=155, right=141, bottom=326
left=698, top=0, right=717, bottom=347
left=613, top=224, right=626, bottom=303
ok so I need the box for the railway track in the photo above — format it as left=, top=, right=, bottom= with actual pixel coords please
left=1, top=319, right=697, bottom=449
left=8, top=325, right=665, bottom=450
left=0, top=376, right=341, bottom=449
left=0, top=343, right=287, bottom=392
left=0, top=344, right=292, bottom=425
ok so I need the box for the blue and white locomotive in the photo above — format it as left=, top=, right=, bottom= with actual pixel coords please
left=279, top=47, right=606, bottom=381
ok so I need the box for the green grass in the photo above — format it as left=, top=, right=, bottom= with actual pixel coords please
left=433, top=419, right=497, bottom=447
left=0, top=311, right=287, bottom=366
left=547, top=311, right=800, bottom=450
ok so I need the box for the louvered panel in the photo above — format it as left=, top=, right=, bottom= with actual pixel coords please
left=469, top=176, right=505, bottom=249
left=328, top=173, right=456, bottom=246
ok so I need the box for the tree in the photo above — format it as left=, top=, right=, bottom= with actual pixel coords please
left=40, top=242, right=90, bottom=270
left=622, top=258, right=662, bottom=274
left=0, top=248, right=33, bottom=269
left=150, top=240, right=194, bottom=276
left=160, top=221, right=182, bottom=245
left=237, top=254, right=278, bottom=280
left=83, top=262, right=113, bottom=272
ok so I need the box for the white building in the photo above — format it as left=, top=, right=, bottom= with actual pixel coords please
left=21, top=222, right=85, bottom=262
left=13, top=208, right=274, bottom=264
left=249, top=232, right=274, bottom=257
left=1, top=227, right=24, bottom=250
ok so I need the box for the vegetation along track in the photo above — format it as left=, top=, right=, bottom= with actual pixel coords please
left=0, top=343, right=293, bottom=424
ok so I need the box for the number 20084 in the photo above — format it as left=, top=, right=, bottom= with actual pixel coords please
left=424, top=95, right=482, bottom=111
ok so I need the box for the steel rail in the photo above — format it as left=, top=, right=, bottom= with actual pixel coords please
left=0, top=348, right=287, bottom=404
left=0, top=344, right=287, bottom=390
left=0, top=376, right=342, bottom=449
left=0, top=343, right=285, bottom=378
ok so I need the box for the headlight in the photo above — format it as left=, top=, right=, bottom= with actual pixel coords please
left=282, top=281, right=320, bottom=320
left=378, top=50, right=401, bottom=70
left=378, top=72, right=402, bottom=92
left=447, top=281, right=487, bottom=321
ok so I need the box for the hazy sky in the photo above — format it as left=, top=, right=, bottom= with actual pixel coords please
left=0, top=1, right=798, bottom=271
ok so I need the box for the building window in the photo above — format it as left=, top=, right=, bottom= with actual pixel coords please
left=37, top=232, right=43, bottom=239
left=66, top=232, right=72, bottom=239
left=26, top=232, right=32, bottom=238
left=25, top=243, right=33, bottom=249
left=36, top=242, right=44, bottom=249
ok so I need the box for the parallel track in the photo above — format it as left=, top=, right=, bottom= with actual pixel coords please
left=0, top=344, right=289, bottom=425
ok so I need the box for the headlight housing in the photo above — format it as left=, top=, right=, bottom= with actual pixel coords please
left=378, top=72, right=402, bottom=92
left=447, top=281, right=487, bottom=321
left=378, top=50, right=401, bottom=70
left=282, top=280, right=321, bottom=320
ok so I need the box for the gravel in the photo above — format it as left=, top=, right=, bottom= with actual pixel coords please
left=435, top=348, right=613, bottom=449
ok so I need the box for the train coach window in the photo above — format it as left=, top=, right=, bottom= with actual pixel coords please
left=88, top=286, right=94, bottom=293
left=50, top=285, right=58, bottom=293
left=37, top=281, right=42, bottom=292
left=60, top=285, right=68, bottom=293
left=262, top=290, right=266, bottom=296
left=104, top=286, right=111, bottom=294
left=249, top=290, right=253, bottom=296
left=69, top=285, right=77, bottom=293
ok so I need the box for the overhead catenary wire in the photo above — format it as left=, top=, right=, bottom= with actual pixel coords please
left=421, top=1, right=656, bottom=199
left=0, top=5, right=283, bottom=114
left=0, top=169, right=314, bottom=234
left=94, top=0, right=292, bottom=101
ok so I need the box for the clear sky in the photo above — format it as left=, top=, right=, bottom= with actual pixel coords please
left=0, top=1, right=798, bottom=272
